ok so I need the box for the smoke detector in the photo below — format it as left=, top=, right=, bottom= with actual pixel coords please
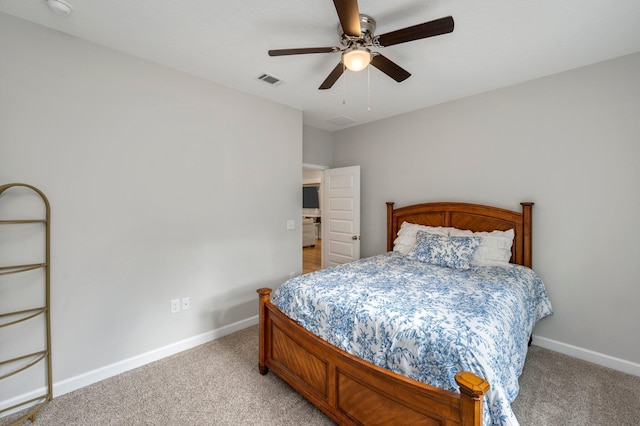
left=47, top=0, right=73, bottom=15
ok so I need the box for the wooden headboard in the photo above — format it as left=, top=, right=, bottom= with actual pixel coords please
left=386, top=201, right=534, bottom=268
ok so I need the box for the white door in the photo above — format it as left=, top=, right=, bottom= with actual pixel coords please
left=322, top=166, right=361, bottom=268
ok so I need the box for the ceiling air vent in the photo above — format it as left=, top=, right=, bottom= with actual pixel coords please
left=326, top=116, right=356, bottom=127
left=257, top=73, right=284, bottom=86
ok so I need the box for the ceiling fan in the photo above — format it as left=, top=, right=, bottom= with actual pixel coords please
left=268, top=0, right=454, bottom=90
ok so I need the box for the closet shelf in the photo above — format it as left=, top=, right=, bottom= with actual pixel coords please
left=0, top=307, right=48, bottom=327
left=0, top=263, right=47, bottom=275
left=0, top=219, right=47, bottom=224
left=0, top=350, right=49, bottom=381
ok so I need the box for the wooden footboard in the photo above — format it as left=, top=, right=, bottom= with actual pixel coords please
left=258, top=288, right=489, bottom=426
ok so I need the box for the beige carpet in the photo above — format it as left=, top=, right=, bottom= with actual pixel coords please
left=3, top=326, right=639, bottom=425
left=512, top=342, right=640, bottom=425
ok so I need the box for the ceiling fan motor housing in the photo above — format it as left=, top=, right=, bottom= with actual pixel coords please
left=339, top=14, right=376, bottom=47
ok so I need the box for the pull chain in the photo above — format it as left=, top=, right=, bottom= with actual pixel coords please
left=342, top=63, right=346, bottom=105
left=340, top=65, right=372, bottom=111
left=367, top=65, right=371, bottom=112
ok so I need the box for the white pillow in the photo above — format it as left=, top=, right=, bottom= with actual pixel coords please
left=448, top=228, right=515, bottom=266
left=393, top=221, right=450, bottom=255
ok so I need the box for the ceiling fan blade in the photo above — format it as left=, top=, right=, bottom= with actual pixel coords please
left=376, top=16, right=454, bottom=47
left=370, top=54, right=411, bottom=82
left=269, top=47, right=339, bottom=56
left=333, top=0, right=361, bottom=37
left=319, top=62, right=345, bottom=90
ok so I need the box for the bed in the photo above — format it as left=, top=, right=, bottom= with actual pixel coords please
left=257, top=201, right=552, bottom=426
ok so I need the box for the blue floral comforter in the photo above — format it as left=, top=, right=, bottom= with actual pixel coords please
left=271, top=252, right=553, bottom=426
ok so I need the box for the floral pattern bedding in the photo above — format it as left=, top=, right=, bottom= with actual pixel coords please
left=271, top=252, right=553, bottom=426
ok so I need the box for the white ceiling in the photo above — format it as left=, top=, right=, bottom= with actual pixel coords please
left=2, top=0, right=640, bottom=132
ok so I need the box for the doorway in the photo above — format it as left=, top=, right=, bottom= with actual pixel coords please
left=302, top=165, right=325, bottom=274
left=302, top=165, right=361, bottom=273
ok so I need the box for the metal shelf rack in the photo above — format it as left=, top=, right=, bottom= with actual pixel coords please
left=0, top=183, right=52, bottom=425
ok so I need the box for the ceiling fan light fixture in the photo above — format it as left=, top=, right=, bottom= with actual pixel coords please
left=342, top=47, right=371, bottom=72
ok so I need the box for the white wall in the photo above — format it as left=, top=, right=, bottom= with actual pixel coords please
left=332, top=53, right=640, bottom=370
left=0, top=14, right=302, bottom=403
left=303, top=125, right=333, bottom=167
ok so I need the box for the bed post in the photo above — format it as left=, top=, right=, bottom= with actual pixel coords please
left=256, top=288, right=272, bottom=375
left=386, top=202, right=395, bottom=252
left=521, top=202, right=534, bottom=268
left=456, top=372, right=490, bottom=426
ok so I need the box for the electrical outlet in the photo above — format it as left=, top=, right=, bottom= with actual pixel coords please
left=170, top=299, right=181, bottom=314
left=181, top=297, right=190, bottom=310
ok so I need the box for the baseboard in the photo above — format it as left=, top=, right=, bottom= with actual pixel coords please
left=1, top=316, right=258, bottom=417
left=533, top=335, right=640, bottom=377
left=4, top=323, right=636, bottom=419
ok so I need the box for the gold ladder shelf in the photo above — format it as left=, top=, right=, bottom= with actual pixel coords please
left=0, top=183, right=52, bottom=425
